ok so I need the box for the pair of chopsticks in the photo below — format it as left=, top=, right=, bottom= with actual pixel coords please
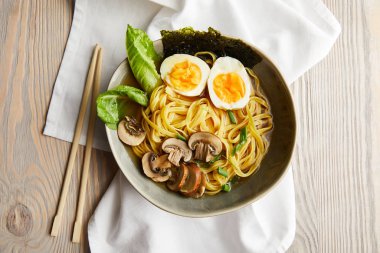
left=51, top=44, right=103, bottom=243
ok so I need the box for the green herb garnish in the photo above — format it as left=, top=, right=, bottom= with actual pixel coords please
left=217, top=167, right=228, bottom=177
left=194, top=160, right=210, bottom=168
left=230, top=175, right=240, bottom=184
left=176, top=134, right=187, bottom=142
left=222, top=182, right=232, bottom=192
left=195, top=153, right=222, bottom=168
left=227, top=110, right=237, bottom=124
left=209, top=153, right=222, bottom=164
left=232, top=126, right=247, bottom=156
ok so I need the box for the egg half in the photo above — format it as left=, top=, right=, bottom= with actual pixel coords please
left=160, top=54, right=211, bottom=97
left=207, top=57, right=252, bottom=110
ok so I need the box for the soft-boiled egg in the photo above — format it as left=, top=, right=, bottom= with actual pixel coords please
left=160, top=54, right=210, bottom=97
left=207, top=56, right=252, bottom=110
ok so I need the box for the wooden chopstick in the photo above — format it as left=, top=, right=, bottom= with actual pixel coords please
left=72, top=47, right=103, bottom=243
left=51, top=44, right=100, bottom=237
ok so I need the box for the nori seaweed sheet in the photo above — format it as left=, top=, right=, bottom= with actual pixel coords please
left=160, top=27, right=262, bottom=68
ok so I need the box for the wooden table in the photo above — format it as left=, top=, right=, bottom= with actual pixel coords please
left=0, top=0, right=379, bottom=252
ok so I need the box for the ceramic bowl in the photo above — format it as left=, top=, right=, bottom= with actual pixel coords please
left=105, top=39, right=296, bottom=217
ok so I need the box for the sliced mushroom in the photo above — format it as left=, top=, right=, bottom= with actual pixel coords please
left=142, top=152, right=172, bottom=182
left=118, top=116, right=146, bottom=146
left=188, top=132, right=223, bottom=162
left=189, top=173, right=206, bottom=198
left=161, top=138, right=192, bottom=166
left=167, top=163, right=189, bottom=191
left=180, top=163, right=202, bottom=196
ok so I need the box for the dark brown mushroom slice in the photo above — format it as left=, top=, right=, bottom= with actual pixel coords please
left=161, top=138, right=192, bottom=166
left=142, top=152, right=172, bottom=182
left=188, top=132, right=223, bottom=162
left=180, top=163, right=202, bottom=196
left=167, top=163, right=189, bottom=191
left=117, top=116, right=146, bottom=146
left=189, top=173, right=206, bottom=198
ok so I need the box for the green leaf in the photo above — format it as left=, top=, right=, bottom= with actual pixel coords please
left=106, top=122, right=118, bottom=130
left=126, top=25, right=162, bottom=94
left=96, top=85, right=148, bottom=128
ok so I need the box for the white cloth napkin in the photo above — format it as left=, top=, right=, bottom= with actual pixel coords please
left=43, top=0, right=162, bottom=151
left=44, top=0, right=340, bottom=252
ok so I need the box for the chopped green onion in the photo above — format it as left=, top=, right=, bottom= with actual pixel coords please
left=232, top=126, right=247, bottom=156
left=230, top=175, right=239, bottom=184
left=196, top=154, right=222, bottom=168
left=240, top=127, right=247, bottom=143
left=176, top=134, right=187, bottom=142
left=209, top=154, right=222, bottom=164
left=217, top=167, right=228, bottom=177
left=222, top=182, right=232, bottom=192
left=231, top=144, right=240, bottom=156
left=195, top=160, right=210, bottom=168
left=227, top=110, right=237, bottom=124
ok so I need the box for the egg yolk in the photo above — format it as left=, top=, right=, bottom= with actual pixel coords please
left=213, top=72, right=246, bottom=103
left=168, top=60, right=201, bottom=91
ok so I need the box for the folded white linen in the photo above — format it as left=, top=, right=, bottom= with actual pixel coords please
left=43, top=0, right=162, bottom=151
left=88, top=170, right=296, bottom=253
left=43, top=0, right=340, bottom=252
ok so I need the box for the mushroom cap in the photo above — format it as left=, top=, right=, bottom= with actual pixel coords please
left=162, top=138, right=192, bottom=166
left=188, top=132, right=223, bottom=155
left=142, top=152, right=172, bottom=182
left=117, top=118, right=146, bottom=146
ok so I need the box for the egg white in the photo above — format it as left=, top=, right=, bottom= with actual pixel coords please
left=207, top=56, right=252, bottom=110
left=160, top=54, right=211, bottom=97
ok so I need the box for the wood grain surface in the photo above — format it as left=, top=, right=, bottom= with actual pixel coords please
left=0, top=1, right=118, bottom=252
left=0, top=0, right=379, bottom=252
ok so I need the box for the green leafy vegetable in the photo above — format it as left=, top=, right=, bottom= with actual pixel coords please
left=227, top=110, right=237, bottom=124
left=126, top=25, right=162, bottom=94
left=161, top=27, right=261, bottom=68
left=96, top=85, right=148, bottom=129
left=232, top=126, right=248, bottom=156
left=217, top=167, right=228, bottom=178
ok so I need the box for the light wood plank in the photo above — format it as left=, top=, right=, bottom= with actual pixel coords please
left=0, top=1, right=117, bottom=252
left=288, top=0, right=379, bottom=252
left=365, top=0, right=380, bottom=247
